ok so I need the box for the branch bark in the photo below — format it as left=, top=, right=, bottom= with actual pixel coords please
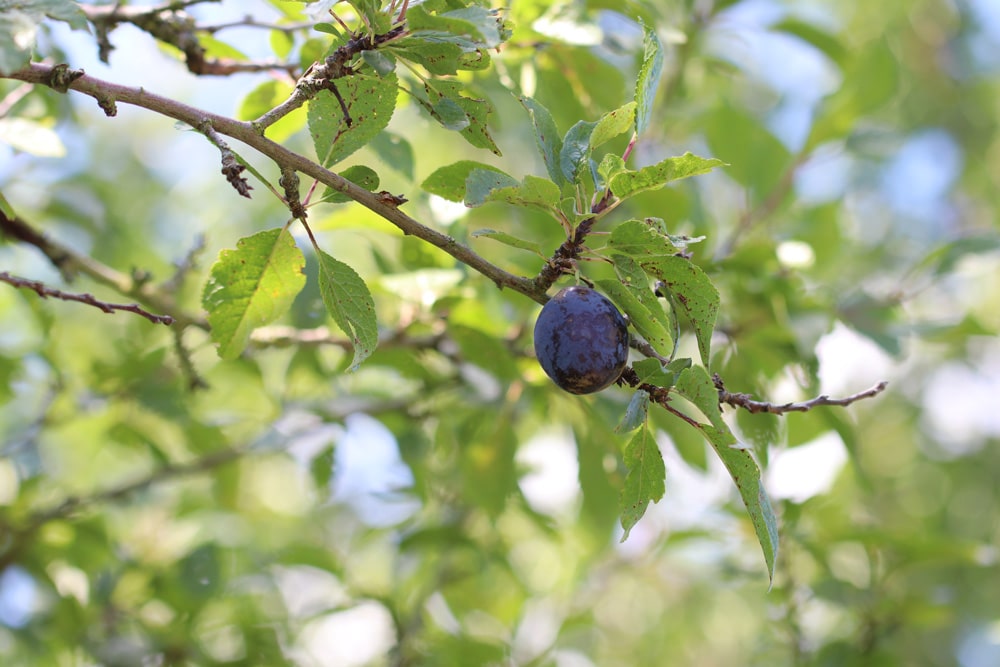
left=4, top=63, right=545, bottom=305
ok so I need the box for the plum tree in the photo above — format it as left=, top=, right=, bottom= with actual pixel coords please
left=533, top=286, right=630, bottom=394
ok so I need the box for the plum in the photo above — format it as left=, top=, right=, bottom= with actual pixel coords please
left=533, top=286, right=629, bottom=394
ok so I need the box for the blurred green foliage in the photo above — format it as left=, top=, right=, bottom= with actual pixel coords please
left=1, top=0, right=1000, bottom=666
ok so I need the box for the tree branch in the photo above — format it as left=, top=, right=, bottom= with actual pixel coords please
left=5, top=63, right=545, bottom=304
left=714, top=375, right=889, bottom=415
left=81, top=3, right=298, bottom=77
left=0, top=271, right=175, bottom=325
left=0, top=209, right=204, bottom=328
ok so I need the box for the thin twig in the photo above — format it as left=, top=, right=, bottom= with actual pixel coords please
left=82, top=3, right=299, bottom=76
left=0, top=209, right=205, bottom=328
left=0, top=271, right=174, bottom=325
left=162, top=233, right=206, bottom=292
left=200, top=16, right=314, bottom=34
left=172, top=327, right=209, bottom=390
left=714, top=375, right=889, bottom=415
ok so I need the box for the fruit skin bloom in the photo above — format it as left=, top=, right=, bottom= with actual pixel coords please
left=533, top=286, right=630, bottom=394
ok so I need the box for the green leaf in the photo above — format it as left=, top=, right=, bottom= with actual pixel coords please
left=615, top=390, right=650, bottom=434
left=11, top=0, right=85, bottom=27
left=309, top=444, right=336, bottom=490
left=307, top=71, right=398, bottom=167
left=0, top=0, right=85, bottom=73
left=770, top=18, right=847, bottom=67
left=464, top=168, right=520, bottom=207
left=597, top=275, right=673, bottom=357
left=471, top=229, right=545, bottom=257
left=634, top=23, right=665, bottom=136
left=518, top=96, right=565, bottom=186
left=619, top=424, right=666, bottom=542
left=632, top=358, right=674, bottom=386
left=370, top=131, right=414, bottom=181
left=361, top=49, right=396, bottom=76
left=604, top=152, right=727, bottom=200
left=609, top=227, right=719, bottom=367
left=675, top=365, right=779, bottom=584
left=422, top=80, right=501, bottom=155
left=420, top=160, right=508, bottom=202
left=591, top=101, right=637, bottom=149
left=197, top=34, right=247, bottom=61
left=320, top=165, right=380, bottom=204
left=346, top=0, right=391, bottom=33
left=704, top=106, right=790, bottom=196
left=449, top=323, right=518, bottom=382
left=639, top=255, right=720, bottom=368
left=608, top=219, right=681, bottom=260
left=468, top=173, right=562, bottom=211
left=424, top=95, right=469, bottom=131
left=238, top=80, right=284, bottom=120
left=911, top=235, right=1000, bottom=278
left=203, top=228, right=307, bottom=360
left=560, top=120, right=597, bottom=184
left=575, top=424, right=621, bottom=535
left=316, top=249, right=378, bottom=371
left=458, top=416, right=518, bottom=517
left=421, top=161, right=510, bottom=202
left=313, top=23, right=342, bottom=36
left=386, top=37, right=466, bottom=75
left=269, top=27, right=294, bottom=59
left=406, top=5, right=502, bottom=48
left=597, top=153, right=628, bottom=186
left=808, top=38, right=899, bottom=148
left=178, top=544, right=222, bottom=600
left=239, top=79, right=306, bottom=143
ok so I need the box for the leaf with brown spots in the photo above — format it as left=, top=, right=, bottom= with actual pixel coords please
left=308, top=72, right=398, bottom=168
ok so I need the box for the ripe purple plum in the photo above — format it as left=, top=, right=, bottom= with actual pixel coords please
left=533, top=286, right=629, bottom=394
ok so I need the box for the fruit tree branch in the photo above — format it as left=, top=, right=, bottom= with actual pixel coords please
left=0, top=271, right=175, bottom=325
left=4, top=63, right=545, bottom=305
left=714, top=374, right=889, bottom=414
